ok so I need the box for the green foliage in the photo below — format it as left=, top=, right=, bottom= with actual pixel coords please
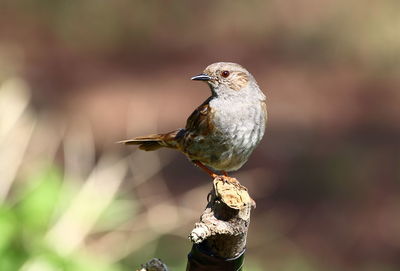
left=15, top=166, right=62, bottom=233
left=0, top=165, right=126, bottom=271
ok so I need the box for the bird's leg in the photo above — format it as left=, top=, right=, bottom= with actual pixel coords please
left=193, top=160, right=218, bottom=179
left=222, top=171, right=229, bottom=177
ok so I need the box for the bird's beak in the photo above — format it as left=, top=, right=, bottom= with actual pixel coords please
left=191, top=74, right=212, bottom=81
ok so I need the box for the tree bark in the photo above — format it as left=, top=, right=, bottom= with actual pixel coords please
left=186, top=176, right=255, bottom=271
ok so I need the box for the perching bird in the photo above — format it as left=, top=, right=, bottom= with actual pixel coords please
left=120, top=62, right=267, bottom=178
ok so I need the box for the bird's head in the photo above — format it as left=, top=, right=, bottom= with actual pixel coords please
left=191, top=62, right=259, bottom=97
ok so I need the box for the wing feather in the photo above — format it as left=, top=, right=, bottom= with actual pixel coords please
left=185, top=98, right=213, bottom=135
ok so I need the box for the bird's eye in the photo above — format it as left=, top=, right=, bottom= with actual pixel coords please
left=221, top=70, right=230, bottom=78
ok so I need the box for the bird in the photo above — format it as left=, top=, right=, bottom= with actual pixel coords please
left=119, top=62, right=267, bottom=179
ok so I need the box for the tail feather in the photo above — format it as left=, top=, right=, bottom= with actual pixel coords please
left=118, top=129, right=183, bottom=151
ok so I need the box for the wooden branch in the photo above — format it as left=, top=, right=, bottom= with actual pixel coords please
left=137, top=176, right=255, bottom=271
left=186, top=176, right=255, bottom=270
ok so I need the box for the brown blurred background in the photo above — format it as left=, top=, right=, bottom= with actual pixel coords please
left=1, top=0, right=400, bottom=270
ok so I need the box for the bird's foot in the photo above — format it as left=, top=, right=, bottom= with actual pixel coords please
left=215, top=175, right=240, bottom=185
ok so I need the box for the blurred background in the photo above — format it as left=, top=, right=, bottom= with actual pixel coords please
left=0, top=0, right=399, bottom=270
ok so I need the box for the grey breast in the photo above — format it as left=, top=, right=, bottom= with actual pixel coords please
left=202, top=97, right=266, bottom=171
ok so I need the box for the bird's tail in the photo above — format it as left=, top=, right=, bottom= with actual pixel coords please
left=118, top=129, right=182, bottom=151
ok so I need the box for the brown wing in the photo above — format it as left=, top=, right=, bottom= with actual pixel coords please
left=261, top=100, right=268, bottom=124
left=185, top=97, right=214, bottom=136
